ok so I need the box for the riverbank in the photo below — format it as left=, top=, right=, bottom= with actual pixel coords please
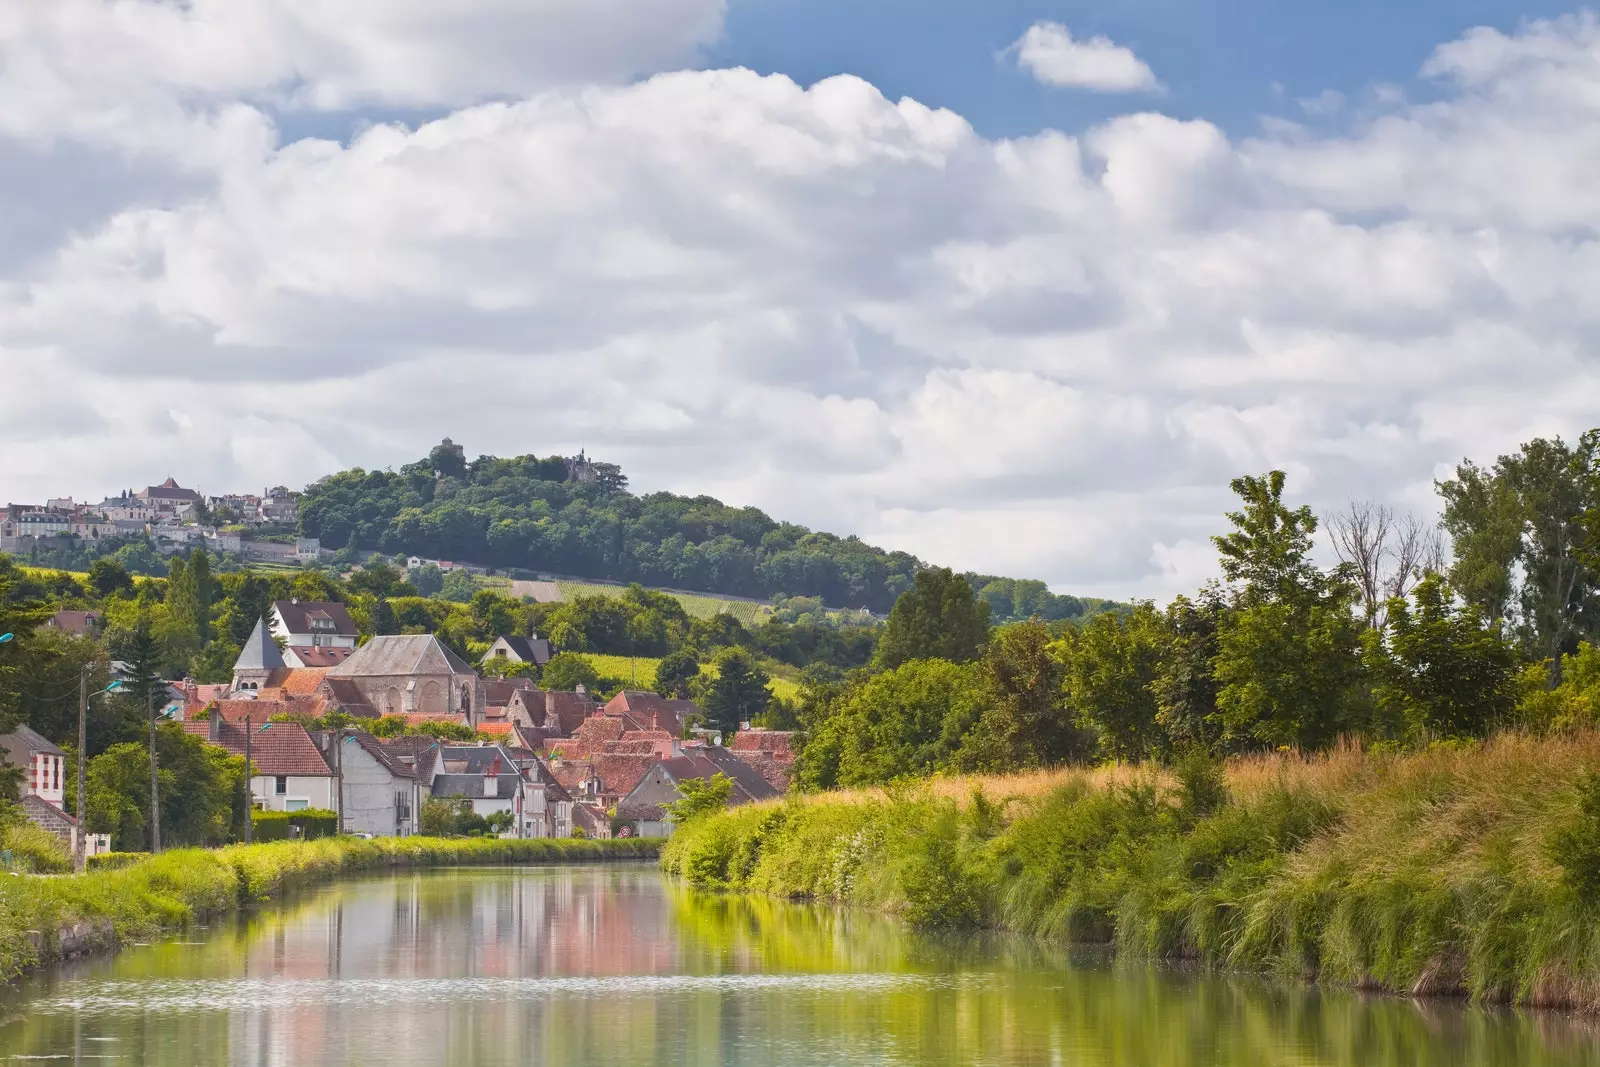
left=1, top=836, right=659, bottom=982
left=662, top=731, right=1600, bottom=1011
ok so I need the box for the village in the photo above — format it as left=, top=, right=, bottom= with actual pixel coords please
left=3, top=591, right=795, bottom=850
left=1, top=469, right=798, bottom=854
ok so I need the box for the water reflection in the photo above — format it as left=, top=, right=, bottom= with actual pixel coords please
left=3, top=865, right=1599, bottom=1066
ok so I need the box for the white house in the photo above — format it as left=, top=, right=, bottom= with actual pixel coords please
left=270, top=600, right=358, bottom=650
left=424, top=744, right=574, bottom=838
left=183, top=717, right=335, bottom=813
left=331, top=734, right=427, bottom=837
left=0, top=726, right=109, bottom=855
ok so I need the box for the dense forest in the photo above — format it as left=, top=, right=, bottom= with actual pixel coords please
left=297, top=439, right=1106, bottom=620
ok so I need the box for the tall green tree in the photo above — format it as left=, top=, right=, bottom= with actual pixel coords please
left=653, top=648, right=700, bottom=699
left=371, top=597, right=399, bottom=636
left=1440, top=433, right=1600, bottom=686
left=165, top=548, right=216, bottom=648
left=875, top=567, right=991, bottom=670
left=1150, top=589, right=1227, bottom=751
left=799, top=659, right=987, bottom=789
left=1365, top=574, right=1519, bottom=740
left=953, top=620, right=1084, bottom=771
left=86, top=725, right=246, bottom=850
left=700, top=648, right=772, bottom=736
left=1211, top=472, right=1365, bottom=749
left=0, top=556, right=54, bottom=735
left=1062, top=605, right=1164, bottom=762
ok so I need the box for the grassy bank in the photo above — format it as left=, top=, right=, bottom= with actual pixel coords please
left=0, top=836, right=659, bottom=982
left=663, top=731, right=1600, bottom=1010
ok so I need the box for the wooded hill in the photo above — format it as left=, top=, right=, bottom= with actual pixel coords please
left=297, top=439, right=1116, bottom=621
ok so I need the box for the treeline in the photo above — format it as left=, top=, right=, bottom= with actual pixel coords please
left=297, top=439, right=1113, bottom=619
left=795, top=431, right=1600, bottom=789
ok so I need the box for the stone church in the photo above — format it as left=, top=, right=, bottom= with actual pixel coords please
left=324, top=634, right=485, bottom=723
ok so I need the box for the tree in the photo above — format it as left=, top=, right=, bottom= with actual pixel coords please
left=1150, top=590, right=1227, bottom=751
left=1062, top=606, right=1163, bottom=762
left=1327, top=501, right=1444, bottom=629
left=165, top=548, right=216, bottom=648
left=372, top=597, right=399, bottom=636
left=429, top=438, right=468, bottom=479
left=112, top=614, right=166, bottom=712
left=348, top=563, right=416, bottom=599
left=701, top=648, right=771, bottom=735
left=412, top=563, right=444, bottom=597
left=954, top=620, right=1085, bottom=771
left=798, top=659, right=987, bottom=789
left=666, top=772, right=733, bottom=824
left=542, top=652, right=601, bottom=692
left=0, top=558, right=52, bottom=734
left=653, top=648, right=700, bottom=699
left=875, top=567, right=990, bottom=670
left=1213, top=471, right=1324, bottom=605
left=1439, top=434, right=1600, bottom=686
left=1366, top=574, right=1519, bottom=740
left=1211, top=472, right=1365, bottom=749
left=86, top=725, right=246, bottom=850
left=88, top=557, right=134, bottom=599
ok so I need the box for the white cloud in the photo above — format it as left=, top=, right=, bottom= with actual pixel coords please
left=1010, top=21, right=1163, bottom=94
left=3, top=12, right=1600, bottom=600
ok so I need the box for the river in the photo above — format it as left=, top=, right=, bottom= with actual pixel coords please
left=3, top=864, right=1598, bottom=1066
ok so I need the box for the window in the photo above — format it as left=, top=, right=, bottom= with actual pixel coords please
left=285, top=798, right=309, bottom=812
left=274, top=776, right=288, bottom=795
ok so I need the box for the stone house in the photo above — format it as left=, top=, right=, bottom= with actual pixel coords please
left=330, top=733, right=426, bottom=837
left=270, top=600, right=358, bottom=651
left=483, top=634, right=555, bottom=668
left=325, top=634, right=484, bottom=723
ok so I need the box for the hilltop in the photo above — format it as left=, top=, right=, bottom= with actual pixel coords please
left=298, top=439, right=1123, bottom=622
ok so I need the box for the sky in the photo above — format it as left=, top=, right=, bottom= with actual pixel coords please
left=1, top=1, right=1598, bottom=602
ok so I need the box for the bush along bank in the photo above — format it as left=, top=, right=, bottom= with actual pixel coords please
left=662, top=731, right=1600, bottom=1011
left=1, top=836, right=659, bottom=982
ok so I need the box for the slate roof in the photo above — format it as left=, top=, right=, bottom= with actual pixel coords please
left=44, top=610, right=102, bottom=636
left=542, top=691, right=599, bottom=734
left=664, top=748, right=780, bottom=803
left=235, top=617, right=286, bottom=671
left=483, top=678, right=536, bottom=707
left=272, top=600, right=357, bottom=638
left=1, top=724, right=64, bottom=762
left=326, top=634, right=477, bottom=678
left=485, top=635, right=554, bottom=666
left=184, top=719, right=334, bottom=777
left=348, top=733, right=418, bottom=778
left=319, top=678, right=380, bottom=718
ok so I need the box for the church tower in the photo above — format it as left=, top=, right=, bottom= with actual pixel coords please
left=232, top=616, right=286, bottom=693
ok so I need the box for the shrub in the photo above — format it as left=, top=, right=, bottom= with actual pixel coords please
left=1548, top=771, right=1600, bottom=896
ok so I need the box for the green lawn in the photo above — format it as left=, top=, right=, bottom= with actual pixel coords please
left=576, top=652, right=800, bottom=704
left=555, top=580, right=770, bottom=626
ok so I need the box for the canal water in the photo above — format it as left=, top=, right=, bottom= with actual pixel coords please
left=3, top=865, right=1598, bottom=1066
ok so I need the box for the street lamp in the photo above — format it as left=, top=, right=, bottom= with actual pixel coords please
left=0, top=633, right=13, bottom=643
left=74, top=675, right=123, bottom=873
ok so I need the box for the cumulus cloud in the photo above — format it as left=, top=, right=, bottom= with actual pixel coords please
left=1009, top=21, right=1163, bottom=94
left=3, top=11, right=1600, bottom=600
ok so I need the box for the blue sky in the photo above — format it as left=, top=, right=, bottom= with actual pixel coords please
left=708, top=0, right=1577, bottom=136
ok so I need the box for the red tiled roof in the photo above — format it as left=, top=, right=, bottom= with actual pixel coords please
left=587, top=753, right=660, bottom=799
left=603, top=691, right=698, bottom=735
left=729, top=729, right=796, bottom=758
left=287, top=647, right=356, bottom=668
left=183, top=720, right=334, bottom=777
left=280, top=667, right=332, bottom=696
left=477, top=722, right=515, bottom=737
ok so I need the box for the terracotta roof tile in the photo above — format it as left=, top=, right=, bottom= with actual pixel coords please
left=280, top=667, right=332, bottom=696
left=183, top=720, right=334, bottom=777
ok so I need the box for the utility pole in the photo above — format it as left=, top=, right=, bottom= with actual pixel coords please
left=75, top=669, right=88, bottom=874
left=147, top=686, right=161, bottom=854
left=243, top=714, right=254, bottom=845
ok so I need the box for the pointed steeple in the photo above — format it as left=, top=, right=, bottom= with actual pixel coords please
left=235, top=616, right=285, bottom=672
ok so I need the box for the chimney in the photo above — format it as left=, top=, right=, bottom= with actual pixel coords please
left=651, top=711, right=659, bottom=730
left=209, top=711, right=222, bottom=743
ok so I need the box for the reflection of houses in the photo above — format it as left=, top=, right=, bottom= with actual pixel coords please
left=325, top=634, right=484, bottom=722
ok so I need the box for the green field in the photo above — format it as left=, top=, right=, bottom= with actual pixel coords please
left=555, top=580, right=770, bottom=626
left=576, top=652, right=800, bottom=704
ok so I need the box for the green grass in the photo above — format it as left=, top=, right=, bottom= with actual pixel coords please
left=662, top=731, right=1600, bottom=1010
left=0, top=836, right=659, bottom=983
left=555, top=580, right=770, bottom=626
left=576, top=653, right=801, bottom=703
